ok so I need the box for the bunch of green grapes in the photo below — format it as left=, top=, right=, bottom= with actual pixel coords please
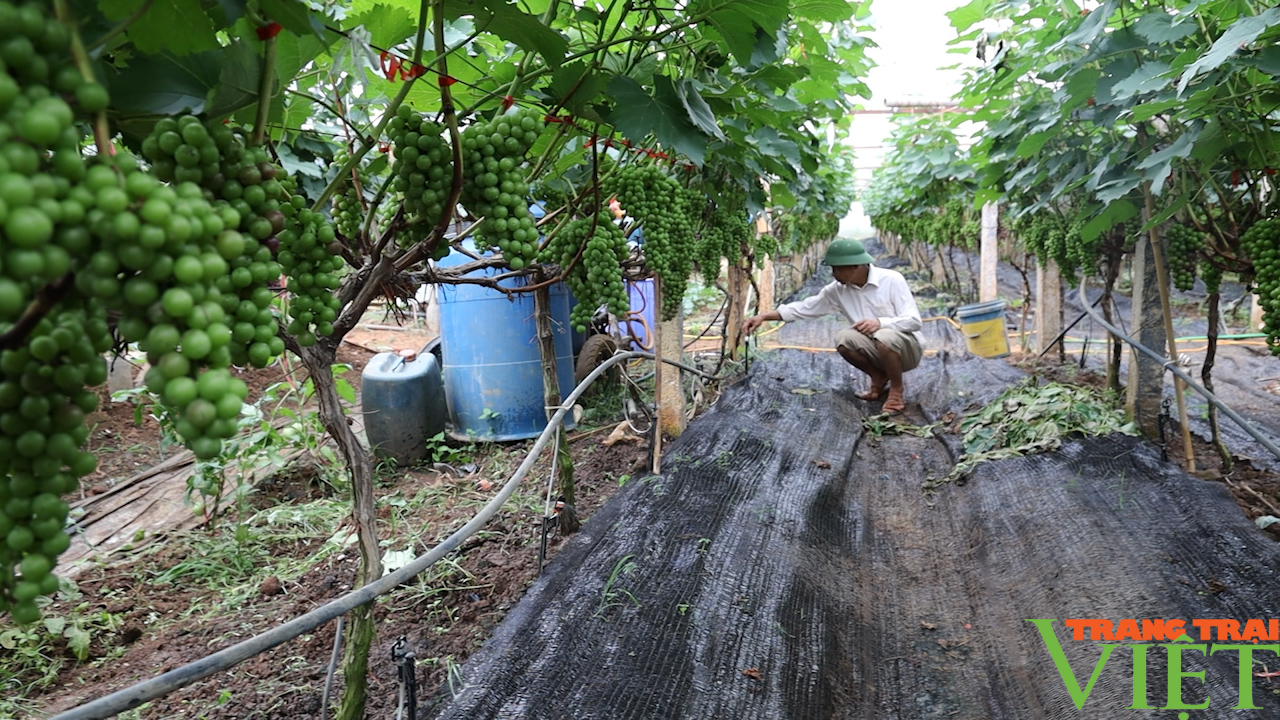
left=142, top=116, right=294, bottom=250
left=276, top=207, right=344, bottom=344
left=333, top=184, right=362, bottom=238
left=751, top=221, right=777, bottom=260
left=818, top=214, right=839, bottom=239
left=388, top=106, right=453, bottom=243
left=458, top=106, right=545, bottom=269
left=532, top=179, right=570, bottom=213
left=1018, top=213, right=1068, bottom=270
left=773, top=212, right=795, bottom=253
left=0, top=0, right=124, bottom=624
left=140, top=116, right=288, bottom=369
left=0, top=302, right=110, bottom=626
left=330, top=149, right=365, bottom=240
left=608, top=164, right=696, bottom=320
left=1200, top=259, right=1224, bottom=295
left=80, top=162, right=252, bottom=465
left=1064, top=217, right=1101, bottom=280
left=1165, top=223, right=1204, bottom=292
left=541, top=212, right=629, bottom=333
left=1240, top=218, right=1280, bottom=354
left=695, top=187, right=750, bottom=286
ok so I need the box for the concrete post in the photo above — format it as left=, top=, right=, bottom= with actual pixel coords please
left=1125, top=235, right=1168, bottom=438
left=725, top=261, right=747, bottom=360
left=657, top=293, right=686, bottom=438
left=1252, top=293, right=1266, bottom=333
left=1034, top=259, right=1063, bottom=355
left=980, top=202, right=999, bottom=302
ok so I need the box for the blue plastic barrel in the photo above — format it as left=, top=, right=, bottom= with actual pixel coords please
left=434, top=243, right=577, bottom=441
left=361, top=351, right=447, bottom=463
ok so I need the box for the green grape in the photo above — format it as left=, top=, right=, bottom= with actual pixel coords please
left=0, top=0, right=121, bottom=623
left=606, top=164, right=698, bottom=321
left=1165, top=223, right=1204, bottom=292
left=458, top=106, right=546, bottom=269
left=1240, top=218, right=1280, bottom=355
left=388, top=107, right=455, bottom=247
left=276, top=207, right=344, bottom=342
left=329, top=149, right=367, bottom=241
left=139, top=116, right=289, bottom=376
left=540, top=211, right=630, bottom=332
left=1200, top=260, right=1224, bottom=295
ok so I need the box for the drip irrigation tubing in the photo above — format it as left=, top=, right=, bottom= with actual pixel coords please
left=1077, top=277, right=1280, bottom=463
left=52, top=350, right=693, bottom=720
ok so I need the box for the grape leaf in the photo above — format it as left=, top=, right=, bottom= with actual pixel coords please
left=675, top=80, right=725, bottom=141
left=549, top=61, right=607, bottom=117
left=106, top=50, right=221, bottom=116
left=605, top=75, right=707, bottom=166
left=346, top=3, right=416, bottom=48
left=792, top=0, right=854, bottom=23
left=99, top=0, right=220, bottom=55
left=1176, top=8, right=1280, bottom=96
left=444, top=0, right=568, bottom=68
left=1132, top=12, right=1197, bottom=44
left=946, top=0, right=992, bottom=33
left=336, top=378, right=357, bottom=405
left=1109, top=61, right=1172, bottom=101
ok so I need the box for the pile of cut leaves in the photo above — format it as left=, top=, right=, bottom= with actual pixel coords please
left=927, top=381, right=1138, bottom=490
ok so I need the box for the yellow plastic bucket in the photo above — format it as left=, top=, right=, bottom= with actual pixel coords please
left=956, top=300, right=1010, bottom=358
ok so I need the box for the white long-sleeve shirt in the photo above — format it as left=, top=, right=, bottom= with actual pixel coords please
left=777, top=265, right=923, bottom=342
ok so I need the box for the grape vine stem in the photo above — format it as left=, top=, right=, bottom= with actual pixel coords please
left=55, top=0, right=112, bottom=155
left=0, top=274, right=75, bottom=351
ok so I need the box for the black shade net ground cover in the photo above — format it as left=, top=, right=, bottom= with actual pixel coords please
left=425, top=263, right=1280, bottom=719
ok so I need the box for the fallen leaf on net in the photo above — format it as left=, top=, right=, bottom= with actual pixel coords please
left=742, top=668, right=762, bottom=681
left=920, top=621, right=937, bottom=631
left=813, top=459, right=831, bottom=469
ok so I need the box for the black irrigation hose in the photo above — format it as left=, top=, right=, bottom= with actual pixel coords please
left=1077, top=277, right=1280, bottom=463
left=54, top=351, right=665, bottom=720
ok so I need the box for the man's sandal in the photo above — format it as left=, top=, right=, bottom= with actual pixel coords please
left=882, top=390, right=906, bottom=415
left=857, top=384, right=889, bottom=401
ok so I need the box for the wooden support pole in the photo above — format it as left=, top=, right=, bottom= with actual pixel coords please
left=534, top=281, right=578, bottom=530
left=1142, top=184, right=1196, bottom=472
left=1126, top=232, right=1167, bottom=439
left=980, top=202, right=999, bottom=302
left=1252, top=292, right=1266, bottom=333
left=758, top=256, right=775, bottom=315
left=725, top=260, right=747, bottom=360
left=1034, top=258, right=1063, bottom=357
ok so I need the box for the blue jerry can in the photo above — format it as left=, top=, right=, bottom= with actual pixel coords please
left=360, top=350, right=447, bottom=463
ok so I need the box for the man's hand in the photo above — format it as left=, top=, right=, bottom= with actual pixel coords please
left=743, top=314, right=766, bottom=335
left=853, top=318, right=881, bottom=336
